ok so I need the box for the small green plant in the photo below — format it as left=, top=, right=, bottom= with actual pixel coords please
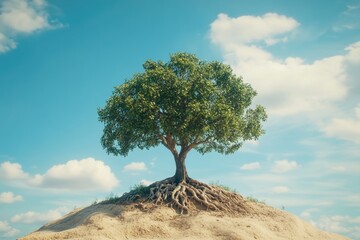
left=105, top=192, right=119, bottom=204
left=210, top=181, right=237, bottom=193
left=130, top=184, right=150, bottom=196
left=92, top=198, right=98, bottom=205
left=246, top=195, right=265, bottom=204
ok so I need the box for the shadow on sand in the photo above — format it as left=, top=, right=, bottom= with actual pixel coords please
left=38, top=204, right=123, bottom=232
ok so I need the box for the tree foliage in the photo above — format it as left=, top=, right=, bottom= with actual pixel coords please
left=98, top=53, right=267, bottom=158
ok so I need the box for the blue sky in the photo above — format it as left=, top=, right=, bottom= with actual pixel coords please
left=0, top=0, right=359, bottom=239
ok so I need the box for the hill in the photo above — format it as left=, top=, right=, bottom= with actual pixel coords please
left=19, top=199, right=348, bottom=240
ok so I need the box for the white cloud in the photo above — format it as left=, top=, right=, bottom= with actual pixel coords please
left=123, top=162, right=147, bottom=172
left=30, top=158, right=119, bottom=191
left=11, top=206, right=68, bottom=224
left=0, top=32, right=16, bottom=52
left=301, top=211, right=311, bottom=219
left=315, top=215, right=360, bottom=238
left=139, top=179, right=153, bottom=186
left=0, top=161, right=29, bottom=180
left=322, top=105, right=360, bottom=144
left=0, top=0, right=50, bottom=33
left=345, top=195, right=360, bottom=207
left=273, top=159, right=298, bottom=173
left=241, top=139, right=260, bottom=152
left=329, top=165, right=346, bottom=172
left=333, top=4, right=360, bottom=32
left=0, top=0, right=58, bottom=53
left=267, top=198, right=333, bottom=208
left=0, top=221, right=20, bottom=237
left=209, top=13, right=360, bottom=118
left=272, top=186, right=289, bottom=193
left=299, top=141, right=360, bottom=175
left=231, top=173, right=287, bottom=184
left=300, top=208, right=319, bottom=219
left=240, top=162, right=261, bottom=170
left=345, top=41, right=360, bottom=63
left=321, top=160, right=360, bottom=175
left=0, top=192, right=23, bottom=203
left=0, top=158, right=119, bottom=192
left=210, top=13, right=298, bottom=47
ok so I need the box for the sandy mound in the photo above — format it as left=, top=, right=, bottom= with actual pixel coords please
left=19, top=200, right=348, bottom=240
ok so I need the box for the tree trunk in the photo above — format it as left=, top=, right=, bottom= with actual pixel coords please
left=173, top=155, right=189, bottom=183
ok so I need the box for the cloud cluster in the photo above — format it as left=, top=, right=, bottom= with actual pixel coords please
left=0, top=221, right=19, bottom=237
left=211, top=13, right=351, bottom=117
left=240, top=162, right=261, bottom=170
left=0, top=158, right=119, bottom=192
left=210, top=13, right=360, bottom=141
left=0, top=192, right=23, bottom=203
left=323, top=105, right=360, bottom=144
left=210, top=13, right=298, bottom=47
left=273, top=159, right=298, bottom=173
left=0, top=0, right=56, bottom=53
left=272, top=186, right=289, bottom=193
left=315, top=215, right=360, bottom=239
left=11, top=207, right=68, bottom=224
left=333, top=4, right=360, bottom=32
left=300, top=208, right=319, bottom=219
left=123, top=162, right=147, bottom=172
left=139, top=179, right=153, bottom=186
left=31, top=158, right=119, bottom=191
left=0, top=161, right=28, bottom=180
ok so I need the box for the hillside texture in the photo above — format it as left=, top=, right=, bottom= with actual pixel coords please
left=20, top=200, right=348, bottom=240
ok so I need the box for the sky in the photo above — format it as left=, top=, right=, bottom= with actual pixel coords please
left=0, top=0, right=359, bottom=239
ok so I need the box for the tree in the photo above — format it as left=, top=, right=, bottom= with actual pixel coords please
left=98, top=53, right=267, bottom=213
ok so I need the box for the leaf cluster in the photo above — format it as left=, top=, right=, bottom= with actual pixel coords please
left=98, top=53, right=267, bottom=156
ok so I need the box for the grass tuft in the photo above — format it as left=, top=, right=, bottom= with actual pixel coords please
left=246, top=195, right=266, bottom=204
left=210, top=181, right=237, bottom=193
left=130, top=184, right=150, bottom=196
left=105, top=192, right=119, bottom=204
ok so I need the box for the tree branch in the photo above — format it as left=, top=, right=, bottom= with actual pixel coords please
left=180, top=136, right=213, bottom=157
left=158, top=135, right=170, bottom=150
left=159, top=133, right=179, bottom=158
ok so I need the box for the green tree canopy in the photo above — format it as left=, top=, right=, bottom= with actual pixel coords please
left=98, top=52, right=267, bottom=183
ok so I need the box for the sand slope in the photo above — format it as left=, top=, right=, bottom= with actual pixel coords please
left=19, top=201, right=349, bottom=240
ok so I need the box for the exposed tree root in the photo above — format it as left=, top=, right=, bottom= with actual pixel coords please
left=111, top=178, right=248, bottom=215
